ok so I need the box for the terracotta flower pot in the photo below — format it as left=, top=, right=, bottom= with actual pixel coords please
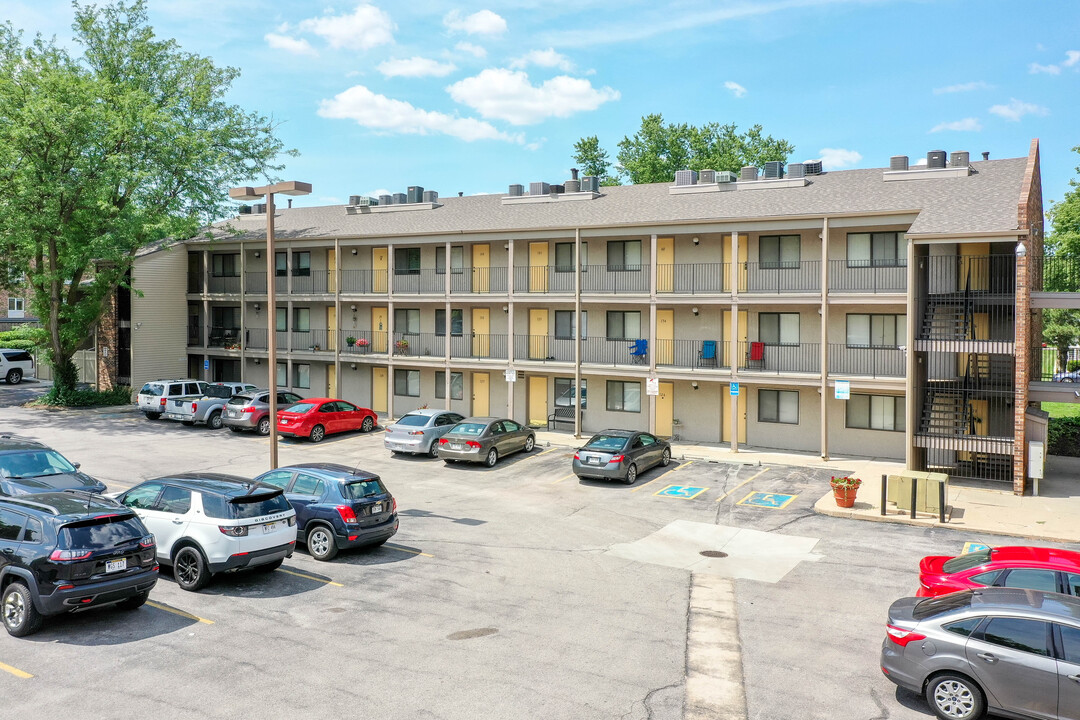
left=832, top=485, right=858, bottom=508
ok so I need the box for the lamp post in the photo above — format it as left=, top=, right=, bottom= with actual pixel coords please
left=228, top=181, right=312, bottom=470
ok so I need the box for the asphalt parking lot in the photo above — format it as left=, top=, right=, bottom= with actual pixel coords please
left=2, top=390, right=1077, bottom=719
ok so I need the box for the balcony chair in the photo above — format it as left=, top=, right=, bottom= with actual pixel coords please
left=746, top=341, right=765, bottom=369
left=698, top=340, right=718, bottom=367
left=629, top=339, right=648, bottom=365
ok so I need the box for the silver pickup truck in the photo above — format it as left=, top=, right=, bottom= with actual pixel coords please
left=163, top=381, right=258, bottom=429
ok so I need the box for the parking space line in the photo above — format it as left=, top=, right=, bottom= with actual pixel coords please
left=631, top=460, right=692, bottom=493
left=0, top=661, right=33, bottom=679
left=716, top=467, right=770, bottom=503
left=276, top=568, right=344, bottom=587
left=551, top=473, right=575, bottom=484
left=523, top=447, right=561, bottom=461
left=383, top=543, right=434, bottom=558
left=146, top=600, right=214, bottom=625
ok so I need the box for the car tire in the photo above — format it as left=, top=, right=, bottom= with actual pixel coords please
left=257, top=416, right=271, bottom=436
left=2, top=582, right=43, bottom=637
left=485, top=448, right=499, bottom=467
left=523, top=435, right=535, bottom=452
left=660, top=448, right=671, bottom=467
left=117, top=591, right=150, bottom=611
left=254, top=559, right=283, bottom=573
left=623, top=464, right=638, bottom=485
left=173, top=546, right=211, bottom=592
left=925, top=673, right=986, bottom=720
left=145, top=412, right=161, bottom=421
left=361, top=416, right=374, bottom=432
left=181, top=420, right=195, bottom=427
left=428, top=442, right=440, bottom=458
left=206, top=411, right=223, bottom=430
left=6, top=369, right=23, bottom=385
left=309, top=424, right=326, bottom=443
left=307, top=525, right=338, bottom=561
left=229, top=426, right=244, bottom=433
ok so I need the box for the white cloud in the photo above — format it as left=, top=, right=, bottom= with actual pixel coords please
left=929, top=117, right=983, bottom=133
left=723, top=80, right=747, bottom=98
left=365, top=189, right=391, bottom=199
left=378, top=57, right=457, bottom=78
left=1029, top=62, right=1061, bottom=75
left=444, top=9, right=507, bottom=36
left=447, top=68, right=619, bottom=125
left=264, top=33, right=317, bottom=56
left=989, top=98, right=1049, bottom=122
left=933, top=81, right=990, bottom=94
left=455, top=42, right=487, bottom=58
left=1065, top=50, right=1080, bottom=67
left=318, top=85, right=522, bottom=143
left=297, top=4, right=395, bottom=51
left=818, top=148, right=863, bottom=170
left=510, top=49, right=574, bottom=72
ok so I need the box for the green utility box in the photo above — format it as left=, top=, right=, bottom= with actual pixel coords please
left=887, top=471, right=949, bottom=514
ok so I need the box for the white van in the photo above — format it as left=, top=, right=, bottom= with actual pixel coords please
left=0, top=349, right=35, bottom=385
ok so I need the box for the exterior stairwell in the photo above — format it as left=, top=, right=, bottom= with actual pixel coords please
left=919, top=389, right=973, bottom=437
left=920, top=299, right=971, bottom=340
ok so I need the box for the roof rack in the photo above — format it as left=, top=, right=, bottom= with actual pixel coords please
left=0, top=496, right=60, bottom=514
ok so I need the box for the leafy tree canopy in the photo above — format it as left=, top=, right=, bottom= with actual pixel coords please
left=572, top=135, right=620, bottom=186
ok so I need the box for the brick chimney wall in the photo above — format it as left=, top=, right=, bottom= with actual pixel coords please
left=1013, top=138, right=1043, bottom=494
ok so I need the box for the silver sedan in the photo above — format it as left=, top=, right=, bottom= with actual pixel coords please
left=436, top=417, right=536, bottom=467
left=384, top=409, right=466, bottom=457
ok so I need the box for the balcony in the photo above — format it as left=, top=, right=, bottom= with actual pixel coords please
left=388, top=332, right=445, bottom=359
left=451, top=267, right=508, bottom=294
left=450, top=333, right=508, bottom=360
left=342, top=269, right=389, bottom=295
left=656, top=263, right=728, bottom=294
left=187, top=324, right=201, bottom=347
left=392, top=269, right=443, bottom=295
left=581, top=264, right=651, bottom=294
left=290, top=329, right=333, bottom=352
left=208, top=275, right=242, bottom=294
left=828, top=260, right=907, bottom=294
left=741, top=261, right=820, bottom=294
left=340, top=330, right=389, bottom=355
left=512, top=266, right=576, bottom=294
left=580, top=336, right=651, bottom=366
left=739, top=341, right=820, bottom=374
left=208, top=326, right=241, bottom=349
left=655, top=339, right=729, bottom=369
left=291, top=272, right=332, bottom=295
left=514, top=335, right=576, bottom=363
left=828, top=345, right=906, bottom=378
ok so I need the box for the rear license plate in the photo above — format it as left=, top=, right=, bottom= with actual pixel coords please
left=370, top=503, right=382, bottom=514
left=164, top=413, right=184, bottom=420
left=587, top=456, right=602, bottom=465
left=227, top=409, right=237, bottom=417
left=263, top=521, right=280, bottom=534
left=105, top=558, right=127, bottom=573
left=451, top=443, right=463, bottom=450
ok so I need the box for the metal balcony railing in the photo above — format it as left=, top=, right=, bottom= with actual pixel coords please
left=245, top=327, right=267, bottom=350
left=291, top=271, right=332, bottom=295
left=654, top=339, right=728, bottom=369
left=187, top=275, right=201, bottom=293
left=580, top=336, right=649, bottom=366
left=392, top=332, right=448, bottom=359
left=208, top=326, right=241, bottom=348
left=392, top=269, right=443, bottom=294
left=828, top=344, right=906, bottom=377
left=341, top=269, right=390, bottom=294
left=450, top=333, right=508, bottom=360
left=340, top=330, right=389, bottom=355
left=451, top=267, right=508, bottom=294
left=291, top=329, right=333, bottom=352
left=245, top=272, right=267, bottom=293
left=656, top=263, right=729, bottom=294
left=513, top=335, right=576, bottom=363
left=1032, top=255, right=1080, bottom=292
left=739, top=341, right=820, bottom=373
left=581, top=264, right=651, bottom=294
left=921, top=254, right=1016, bottom=296
left=208, top=275, right=242, bottom=294
left=187, top=325, right=201, bottom=346
left=741, top=261, right=821, bottom=294
left=512, top=266, right=576, bottom=294
left=828, top=260, right=907, bottom=293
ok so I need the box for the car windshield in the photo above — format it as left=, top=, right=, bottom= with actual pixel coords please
left=943, top=549, right=993, bottom=574
left=450, top=423, right=486, bottom=436
left=0, top=450, right=78, bottom=479
left=343, top=479, right=387, bottom=499
left=59, top=515, right=145, bottom=549
left=202, top=491, right=291, bottom=520
left=912, top=591, right=975, bottom=621
left=583, top=434, right=629, bottom=452
left=284, top=403, right=315, bottom=414
left=139, top=383, right=163, bottom=396
left=395, top=414, right=429, bottom=427
left=204, top=385, right=234, bottom=399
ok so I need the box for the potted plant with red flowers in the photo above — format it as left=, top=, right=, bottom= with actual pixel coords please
left=830, top=476, right=862, bottom=508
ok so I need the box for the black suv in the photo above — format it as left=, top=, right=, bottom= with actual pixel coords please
left=0, top=435, right=107, bottom=496
left=0, top=492, right=157, bottom=637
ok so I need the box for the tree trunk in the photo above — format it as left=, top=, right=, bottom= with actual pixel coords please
left=50, top=354, right=79, bottom=399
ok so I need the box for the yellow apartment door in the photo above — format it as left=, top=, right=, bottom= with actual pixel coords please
left=722, top=310, right=747, bottom=367
left=656, top=237, right=674, bottom=292
left=372, top=247, right=388, bottom=293
left=721, top=391, right=747, bottom=444
left=529, top=308, right=548, bottom=359
left=657, top=309, right=674, bottom=365
left=472, top=372, right=489, bottom=416
left=723, top=235, right=748, bottom=292
left=529, top=242, right=549, bottom=292
left=327, top=307, right=337, bottom=350
left=327, top=249, right=337, bottom=293
left=472, top=307, right=490, bottom=357
left=528, top=376, right=548, bottom=427
left=656, top=382, right=674, bottom=437
left=372, top=367, right=387, bottom=414
left=473, top=244, right=491, bottom=293
left=372, top=307, right=388, bottom=352
left=959, top=242, right=989, bottom=292
left=327, top=364, right=337, bottom=398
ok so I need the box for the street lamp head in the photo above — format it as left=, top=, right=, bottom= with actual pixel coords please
left=270, top=181, right=312, bottom=196
left=229, top=186, right=262, bottom=202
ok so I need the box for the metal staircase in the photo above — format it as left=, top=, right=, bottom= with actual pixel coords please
left=919, top=388, right=974, bottom=437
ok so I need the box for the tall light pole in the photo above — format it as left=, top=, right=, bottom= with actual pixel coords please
left=228, top=181, right=312, bottom=470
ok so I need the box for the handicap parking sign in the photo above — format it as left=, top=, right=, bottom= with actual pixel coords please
left=736, top=491, right=797, bottom=509
left=730, top=382, right=739, bottom=396
left=655, top=485, right=709, bottom=500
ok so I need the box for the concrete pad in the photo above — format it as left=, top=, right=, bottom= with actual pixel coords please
left=685, top=575, right=747, bottom=720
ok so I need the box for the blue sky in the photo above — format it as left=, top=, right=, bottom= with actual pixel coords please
left=9, top=0, right=1080, bottom=212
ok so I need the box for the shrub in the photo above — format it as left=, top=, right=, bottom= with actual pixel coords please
left=36, top=385, right=132, bottom=408
left=0, top=326, right=46, bottom=352
left=1048, top=416, right=1080, bottom=457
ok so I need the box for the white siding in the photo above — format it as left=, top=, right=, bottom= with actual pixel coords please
left=131, top=249, right=188, bottom=393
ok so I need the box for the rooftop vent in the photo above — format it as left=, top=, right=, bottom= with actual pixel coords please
left=530, top=181, right=550, bottom=196
left=407, top=186, right=424, bottom=204
left=392, top=192, right=407, bottom=204
left=982, top=151, right=990, bottom=161
left=570, top=168, right=580, bottom=180
left=763, top=161, right=784, bottom=179
left=508, top=184, right=524, bottom=197
left=949, top=151, right=969, bottom=168
left=422, top=190, right=439, bottom=203
left=927, top=150, right=947, bottom=169
left=699, top=169, right=717, bottom=183
left=740, top=166, right=758, bottom=182
left=675, top=169, right=699, bottom=186
left=378, top=194, right=392, bottom=206
left=890, top=155, right=909, bottom=171
left=581, top=176, right=599, bottom=193
left=252, top=203, right=267, bottom=214
left=803, top=160, right=823, bottom=175
left=787, top=163, right=806, bottom=179
left=350, top=195, right=378, bottom=207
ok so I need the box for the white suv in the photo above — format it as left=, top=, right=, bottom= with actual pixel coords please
left=0, top=349, right=35, bottom=385
left=115, top=474, right=297, bottom=591
left=136, top=379, right=207, bottom=420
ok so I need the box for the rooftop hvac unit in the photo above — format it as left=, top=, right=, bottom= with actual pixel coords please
left=564, top=179, right=581, bottom=193
left=675, top=169, right=699, bottom=186
left=349, top=195, right=362, bottom=206
left=407, top=186, right=424, bottom=203
left=351, top=195, right=377, bottom=206
left=530, top=181, right=550, bottom=196
left=393, top=192, right=407, bottom=204
left=763, top=161, right=785, bottom=179
left=253, top=203, right=267, bottom=214
left=787, top=163, right=806, bottom=179
left=508, top=184, right=524, bottom=196
left=927, top=150, right=947, bottom=169
left=950, top=151, right=969, bottom=167
left=422, top=190, right=438, bottom=203
left=550, top=184, right=565, bottom=194
left=238, top=205, right=253, bottom=215
left=379, top=194, right=392, bottom=206
left=803, top=160, right=823, bottom=175
left=740, top=166, right=758, bottom=182
left=890, top=155, right=909, bottom=171
left=698, top=169, right=717, bottom=183
left=716, top=171, right=738, bottom=183
left=581, top=176, right=599, bottom=193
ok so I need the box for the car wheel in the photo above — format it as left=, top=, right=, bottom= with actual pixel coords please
left=307, top=525, right=338, bottom=561
left=145, top=412, right=161, bottom=421
left=257, top=416, right=271, bottom=436
left=206, top=411, right=223, bottom=430
left=523, top=435, right=535, bottom=452
left=2, top=582, right=43, bottom=637
left=173, top=546, right=211, bottom=591
left=623, top=464, right=638, bottom=485
left=6, top=369, right=23, bottom=385
left=428, top=442, right=440, bottom=458
left=361, top=416, right=374, bottom=432
left=925, top=673, right=986, bottom=720
left=309, top=424, right=326, bottom=443
left=117, top=591, right=150, bottom=611
left=485, top=448, right=499, bottom=467
left=229, top=426, right=244, bottom=433
left=254, top=559, right=283, bottom=573
left=181, top=420, right=195, bottom=427
left=660, top=448, right=671, bottom=467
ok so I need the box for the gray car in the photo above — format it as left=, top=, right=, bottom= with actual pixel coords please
left=222, top=390, right=304, bottom=435
left=881, top=588, right=1080, bottom=720
left=572, top=430, right=671, bottom=485
left=435, top=417, right=535, bottom=467
left=384, top=409, right=466, bottom=457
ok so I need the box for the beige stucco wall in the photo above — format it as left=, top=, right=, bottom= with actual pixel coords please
left=131, top=248, right=188, bottom=393
left=745, top=384, right=821, bottom=453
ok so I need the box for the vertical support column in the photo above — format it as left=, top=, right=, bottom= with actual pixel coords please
left=386, top=247, right=395, bottom=418
left=730, top=231, right=740, bottom=453
left=444, top=240, right=452, bottom=408
left=239, top=244, right=246, bottom=381
left=905, top=236, right=917, bottom=472
left=574, top=229, right=582, bottom=438
left=333, top=238, right=341, bottom=397
left=1012, top=243, right=1030, bottom=495
left=506, top=238, right=515, bottom=420
left=265, top=193, right=279, bottom=470
left=648, top=233, right=658, bottom=435
left=201, top=251, right=210, bottom=372
left=820, top=217, right=830, bottom=461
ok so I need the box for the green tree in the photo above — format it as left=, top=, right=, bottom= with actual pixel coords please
left=1042, top=144, right=1080, bottom=371
left=1044, top=309, right=1080, bottom=374
left=572, top=135, right=619, bottom=186
left=0, top=1, right=290, bottom=401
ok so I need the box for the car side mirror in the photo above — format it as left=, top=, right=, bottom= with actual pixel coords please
left=73, top=462, right=81, bottom=469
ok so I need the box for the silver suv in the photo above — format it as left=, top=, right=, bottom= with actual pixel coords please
left=223, top=390, right=304, bottom=435
left=136, top=379, right=208, bottom=420
left=881, top=588, right=1080, bottom=720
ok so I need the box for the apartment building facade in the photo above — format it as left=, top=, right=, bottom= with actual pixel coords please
left=136, top=141, right=1045, bottom=491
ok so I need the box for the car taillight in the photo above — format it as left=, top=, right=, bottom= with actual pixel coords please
left=242, top=407, right=257, bottom=413
left=408, top=430, right=424, bottom=436
left=287, top=516, right=296, bottom=526
left=609, top=455, right=625, bottom=464
left=50, top=549, right=93, bottom=562
left=159, top=397, right=166, bottom=406
left=466, top=440, right=482, bottom=448
left=191, top=402, right=198, bottom=412
left=439, top=438, right=449, bottom=445
left=885, top=624, right=927, bottom=647
left=573, top=453, right=580, bottom=460
left=336, top=505, right=358, bottom=524
left=139, top=534, right=155, bottom=548
left=391, top=498, right=397, bottom=513
left=219, top=525, right=248, bottom=537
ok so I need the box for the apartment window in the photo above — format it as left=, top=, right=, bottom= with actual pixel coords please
left=555, top=310, right=587, bottom=339
left=759, top=389, right=799, bottom=424
left=555, top=377, right=586, bottom=409
left=606, top=310, right=641, bottom=340
left=606, top=240, right=642, bottom=271
left=394, top=248, right=421, bottom=275
left=292, top=252, right=311, bottom=277
left=606, top=380, right=641, bottom=412
left=436, top=246, right=464, bottom=274
left=293, top=307, right=310, bottom=332
left=435, top=371, right=464, bottom=400
left=394, top=308, right=420, bottom=335
left=435, top=309, right=464, bottom=336
left=276, top=363, right=287, bottom=387
left=759, top=235, right=800, bottom=269
left=555, top=242, right=587, bottom=271
left=847, top=394, right=905, bottom=432
left=211, top=254, right=240, bottom=277
left=275, top=308, right=287, bottom=332
left=293, top=364, right=310, bottom=389
left=847, top=232, right=905, bottom=268
left=394, top=369, right=420, bottom=397
left=275, top=252, right=287, bottom=277
left=7, top=298, right=24, bottom=318
left=846, top=314, right=906, bottom=347
left=211, top=307, right=240, bottom=328
left=759, top=313, right=800, bottom=345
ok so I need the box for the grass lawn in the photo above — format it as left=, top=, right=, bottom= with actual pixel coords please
left=1043, top=402, right=1080, bottom=419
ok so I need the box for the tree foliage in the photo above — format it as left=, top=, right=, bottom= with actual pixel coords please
left=1044, top=308, right=1080, bottom=373
left=1046, top=144, right=1080, bottom=261
left=1042, top=144, right=1080, bottom=370
left=0, top=1, right=291, bottom=399
left=572, top=135, right=619, bottom=186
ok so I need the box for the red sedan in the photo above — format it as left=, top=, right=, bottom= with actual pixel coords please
left=916, top=546, right=1080, bottom=597
left=276, top=398, right=378, bottom=443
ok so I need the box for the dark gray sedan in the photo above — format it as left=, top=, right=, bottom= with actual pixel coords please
left=436, top=417, right=535, bottom=467
left=572, top=430, right=671, bottom=484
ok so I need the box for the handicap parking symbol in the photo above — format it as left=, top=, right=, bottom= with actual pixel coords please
left=655, top=485, right=709, bottom=500
left=736, top=491, right=797, bottom=509
left=962, top=542, right=991, bottom=555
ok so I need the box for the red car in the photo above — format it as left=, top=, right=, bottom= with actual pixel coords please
left=276, top=398, right=377, bottom=443
left=916, top=545, right=1080, bottom=597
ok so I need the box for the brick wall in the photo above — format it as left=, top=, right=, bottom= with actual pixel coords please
left=96, top=291, right=119, bottom=390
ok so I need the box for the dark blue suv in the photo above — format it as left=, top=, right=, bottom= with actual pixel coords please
left=252, top=464, right=398, bottom=561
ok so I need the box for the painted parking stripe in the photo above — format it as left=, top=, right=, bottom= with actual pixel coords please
left=146, top=600, right=214, bottom=625
left=716, top=467, right=770, bottom=502
left=631, top=460, right=693, bottom=493
left=551, top=473, right=576, bottom=484
left=383, top=543, right=434, bottom=558
left=0, top=661, right=33, bottom=679
left=522, top=447, right=562, bottom=461
left=276, top=568, right=344, bottom=587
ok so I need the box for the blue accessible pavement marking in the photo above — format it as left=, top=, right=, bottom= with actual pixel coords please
left=655, top=485, right=709, bottom=500
left=736, top=491, right=797, bottom=509
left=962, top=542, right=991, bottom=555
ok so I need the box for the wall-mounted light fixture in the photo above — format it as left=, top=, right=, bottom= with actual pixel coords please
left=350, top=363, right=357, bottom=370
left=254, top=250, right=261, bottom=258
left=691, top=307, right=699, bottom=316
left=254, top=303, right=261, bottom=315
left=691, top=381, right=699, bottom=390
left=692, top=236, right=699, bottom=245
left=504, top=243, right=510, bottom=250
left=502, top=305, right=508, bottom=313
left=254, top=358, right=260, bottom=365
left=351, top=248, right=358, bottom=255
left=1015, top=241, right=1027, bottom=257
left=350, top=304, right=357, bottom=312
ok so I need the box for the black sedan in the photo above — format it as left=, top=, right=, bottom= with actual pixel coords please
left=572, top=430, right=671, bottom=484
